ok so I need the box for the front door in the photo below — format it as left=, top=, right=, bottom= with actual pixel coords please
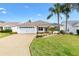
left=45, top=28, right=48, bottom=32
left=77, top=30, right=79, bottom=34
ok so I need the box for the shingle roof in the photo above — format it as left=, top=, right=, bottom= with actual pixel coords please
left=18, top=20, right=52, bottom=27
left=51, top=23, right=62, bottom=27
left=0, top=20, right=58, bottom=27
left=0, top=22, right=21, bottom=27
left=62, top=21, right=79, bottom=26
left=0, top=23, right=5, bottom=26
left=74, top=23, right=79, bottom=27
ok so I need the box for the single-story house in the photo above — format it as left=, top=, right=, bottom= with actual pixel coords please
left=0, top=20, right=55, bottom=34
left=61, top=21, right=79, bottom=34
left=0, top=22, right=21, bottom=32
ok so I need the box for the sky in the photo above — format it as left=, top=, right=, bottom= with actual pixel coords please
left=0, top=3, right=79, bottom=23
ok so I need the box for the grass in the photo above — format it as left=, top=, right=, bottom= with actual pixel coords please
left=30, top=34, right=79, bottom=56
left=0, top=33, right=11, bottom=38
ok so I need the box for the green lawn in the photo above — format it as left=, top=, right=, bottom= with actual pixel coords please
left=0, top=33, right=11, bottom=38
left=30, top=34, right=79, bottom=56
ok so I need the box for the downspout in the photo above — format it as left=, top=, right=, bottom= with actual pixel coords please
left=37, top=26, right=38, bottom=35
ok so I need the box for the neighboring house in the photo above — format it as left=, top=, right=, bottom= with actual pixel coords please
left=0, top=22, right=21, bottom=32
left=0, top=20, right=54, bottom=34
left=61, top=21, right=79, bottom=34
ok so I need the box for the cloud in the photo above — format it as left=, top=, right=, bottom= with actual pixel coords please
left=0, top=8, right=6, bottom=10
left=1, top=11, right=7, bottom=14
left=24, top=5, right=29, bottom=8
left=37, top=14, right=42, bottom=17
left=0, top=8, right=7, bottom=14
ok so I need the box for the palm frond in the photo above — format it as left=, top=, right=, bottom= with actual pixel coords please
left=47, top=14, right=53, bottom=19
left=49, top=7, right=55, bottom=13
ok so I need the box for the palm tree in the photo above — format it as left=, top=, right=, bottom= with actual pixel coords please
left=61, top=3, right=71, bottom=33
left=47, top=3, right=62, bottom=31
left=61, top=3, right=79, bottom=33
left=72, top=3, right=79, bottom=11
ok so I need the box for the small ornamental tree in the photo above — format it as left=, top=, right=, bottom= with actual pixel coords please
left=48, top=27, right=56, bottom=34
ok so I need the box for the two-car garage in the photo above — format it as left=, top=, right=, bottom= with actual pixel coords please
left=17, top=27, right=37, bottom=34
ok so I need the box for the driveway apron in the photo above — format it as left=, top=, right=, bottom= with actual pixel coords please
left=0, top=34, right=35, bottom=56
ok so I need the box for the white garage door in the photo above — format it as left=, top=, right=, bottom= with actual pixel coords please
left=18, top=27, right=36, bottom=33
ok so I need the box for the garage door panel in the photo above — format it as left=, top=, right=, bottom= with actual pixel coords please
left=18, top=27, right=36, bottom=33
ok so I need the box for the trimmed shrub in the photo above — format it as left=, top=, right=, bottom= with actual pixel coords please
left=10, top=32, right=17, bottom=34
left=0, top=29, right=12, bottom=33
left=60, top=30, right=65, bottom=34
left=36, top=34, right=45, bottom=38
left=69, top=32, right=73, bottom=35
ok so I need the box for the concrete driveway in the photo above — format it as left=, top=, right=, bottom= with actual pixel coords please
left=0, top=34, right=36, bottom=56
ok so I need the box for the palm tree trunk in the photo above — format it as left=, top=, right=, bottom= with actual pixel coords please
left=57, top=13, right=60, bottom=31
left=65, top=15, right=68, bottom=33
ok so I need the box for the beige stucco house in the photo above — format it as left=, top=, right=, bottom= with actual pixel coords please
left=0, top=20, right=53, bottom=34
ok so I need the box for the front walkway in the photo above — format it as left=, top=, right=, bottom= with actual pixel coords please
left=0, top=34, right=36, bottom=56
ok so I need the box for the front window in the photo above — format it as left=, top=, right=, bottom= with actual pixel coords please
left=38, top=27, right=43, bottom=31
left=5, top=27, right=11, bottom=29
